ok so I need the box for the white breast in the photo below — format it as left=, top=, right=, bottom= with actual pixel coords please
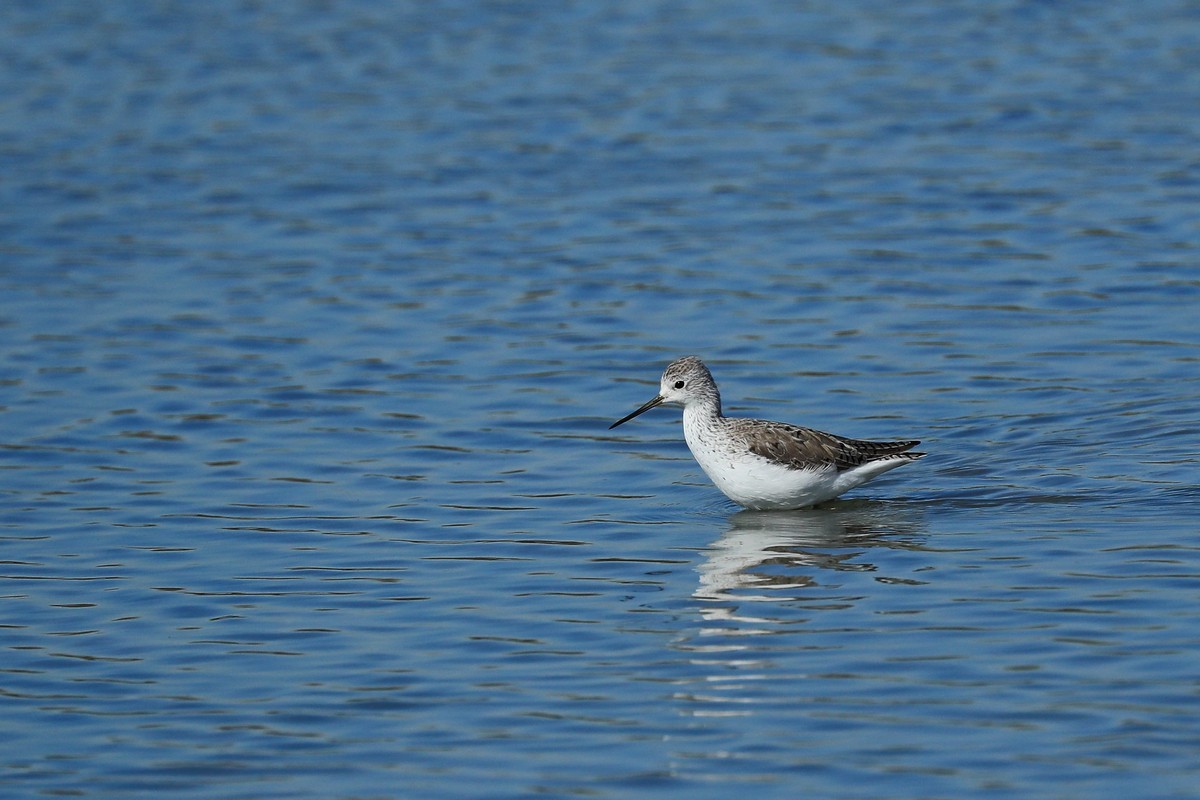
left=682, top=408, right=841, bottom=510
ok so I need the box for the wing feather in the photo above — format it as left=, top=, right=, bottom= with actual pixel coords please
left=734, top=420, right=922, bottom=472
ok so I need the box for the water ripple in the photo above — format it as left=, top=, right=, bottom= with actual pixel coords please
left=3, top=1, right=1200, bottom=798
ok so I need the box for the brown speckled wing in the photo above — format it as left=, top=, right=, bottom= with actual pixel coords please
left=736, top=420, right=922, bottom=472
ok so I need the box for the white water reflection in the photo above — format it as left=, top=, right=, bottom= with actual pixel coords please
left=695, top=504, right=927, bottom=602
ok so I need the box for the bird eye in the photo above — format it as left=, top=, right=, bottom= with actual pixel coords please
left=674, top=380, right=685, bottom=389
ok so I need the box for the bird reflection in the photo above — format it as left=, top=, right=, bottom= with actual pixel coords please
left=695, top=502, right=926, bottom=602
left=677, top=503, right=929, bottom=722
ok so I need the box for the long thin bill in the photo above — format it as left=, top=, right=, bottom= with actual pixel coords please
left=609, top=394, right=665, bottom=429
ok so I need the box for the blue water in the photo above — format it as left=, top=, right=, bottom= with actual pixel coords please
left=3, top=1, right=1200, bottom=798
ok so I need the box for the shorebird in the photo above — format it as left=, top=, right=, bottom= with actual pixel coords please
left=609, top=356, right=924, bottom=510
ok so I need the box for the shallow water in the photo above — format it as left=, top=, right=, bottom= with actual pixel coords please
left=3, top=1, right=1200, bottom=798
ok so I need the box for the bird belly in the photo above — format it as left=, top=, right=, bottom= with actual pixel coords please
left=684, top=429, right=919, bottom=510
left=691, top=448, right=842, bottom=511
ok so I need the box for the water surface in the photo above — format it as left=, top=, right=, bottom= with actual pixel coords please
left=3, top=1, right=1200, bottom=798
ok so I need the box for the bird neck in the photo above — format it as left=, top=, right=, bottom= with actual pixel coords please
left=683, top=396, right=723, bottom=428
